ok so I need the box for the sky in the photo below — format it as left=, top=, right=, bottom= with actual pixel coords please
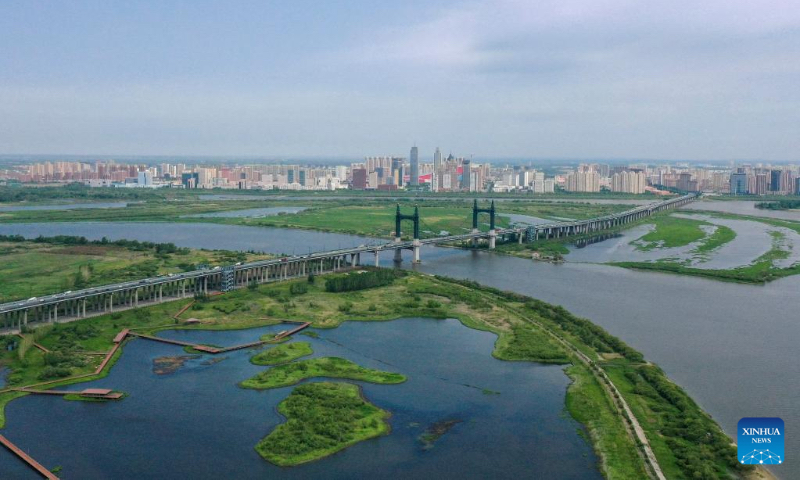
left=0, top=0, right=798, bottom=161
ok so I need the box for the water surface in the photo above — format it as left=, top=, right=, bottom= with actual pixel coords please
left=2, top=319, right=600, bottom=479
left=683, top=200, right=800, bottom=222
left=184, top=207, right=307, bottom=218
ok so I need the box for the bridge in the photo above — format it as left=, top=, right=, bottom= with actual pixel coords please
left=0, top=193, right=697, bottom=332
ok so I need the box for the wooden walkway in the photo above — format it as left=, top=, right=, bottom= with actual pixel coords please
left=0, top=434, right=59, bottom=479
left=16, top=333, right=50, bottom=353
left=128, top=321, right=312, bottom=354
left=14, top=387, right=123, bottom=400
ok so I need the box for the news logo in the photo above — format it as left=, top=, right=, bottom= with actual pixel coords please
left=738, top=417, right=784, bottom=465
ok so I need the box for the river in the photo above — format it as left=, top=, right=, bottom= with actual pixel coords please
left=0, top=220, right=796, bottom=478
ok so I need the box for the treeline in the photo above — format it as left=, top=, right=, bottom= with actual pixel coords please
left=625, top=365, right=747, bottom=478
left=755, top=199, right=800, bottom=210
left=0, top=184, right=164, bottom=202
left=0, top=234, right=187, bottom=254
left=324, top=269, right=403, bottom=293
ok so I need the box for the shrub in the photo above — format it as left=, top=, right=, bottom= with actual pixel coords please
left=325, top=269, right=402, bottom=293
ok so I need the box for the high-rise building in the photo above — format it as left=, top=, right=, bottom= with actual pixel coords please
left=730, top=170, right=748, bottom=195
left=461, top=159, right=471, bottom=191
left=433, top=147, right=442, bottom=170
left=410, top=146, right=419, bottom=186
left=770, top=170, right=781, bottom=192
left=351, top=168, right=367, bottom=190
left=137, top=171, right=153, bottom=186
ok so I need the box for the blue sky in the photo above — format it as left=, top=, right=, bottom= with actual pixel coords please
left=1, top=0, right=798, bottom=160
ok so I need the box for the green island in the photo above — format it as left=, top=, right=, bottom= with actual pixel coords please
left=250, top=341, right=313, bottom=366
left=0, top=269, right=760, bottom=479
left=255, top=382, right=391, bottom=466
left=613, top=211, right=800, bottom=284
left=241, top=357, right=406, bottom=389
left=755, top=199, right=800, bottom=210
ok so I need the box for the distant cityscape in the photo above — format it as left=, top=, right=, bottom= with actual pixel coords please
left=1, top=147, right=799, bottom=196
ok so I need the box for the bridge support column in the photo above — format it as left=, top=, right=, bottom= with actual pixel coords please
left=488, top=230, right=496, bottom=249
left=394, top=237, right=402, bottom=263
left=471, top=228, right=479, bottom=247
left=413, top=239, right=421, bottom=263
left=374, top=251, right=380, bottom=267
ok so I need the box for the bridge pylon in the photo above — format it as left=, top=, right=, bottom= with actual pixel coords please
left=472, top=200, right=497, bottom=249
left=395, top=204, right=421, bottom=263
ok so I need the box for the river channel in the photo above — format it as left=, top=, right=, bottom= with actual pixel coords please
left=0, top=219, right=797, bottom=478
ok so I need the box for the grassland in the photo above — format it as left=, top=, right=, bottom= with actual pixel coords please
left=0, top=272, right=750, bottom=479
left=0, top=238, right=269, bottom=303
left=1, top=186, right=635, bottom=241
left=241, top=357, right=406, bottom=389
left=255, top=382, right=390, bottom=466
left=634, top=215, right=709, bottom=250
left=250, top=341, right=313, bottom=365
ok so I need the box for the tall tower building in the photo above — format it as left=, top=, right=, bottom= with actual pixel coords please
left=433, top=147, right=442, bottom=170
left=410, top=146, right=419, bottom=186
left=461, top=159, right=471, bottom=191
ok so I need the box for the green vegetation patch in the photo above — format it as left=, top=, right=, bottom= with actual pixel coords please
left=255, top=382, right=390, bottom=466
left=240, top=357, right=406, bottom=390
left=324, top=269, right=403, bottom=293
left=494, top=324, right=570, bottom=364
left=565, top=364, right=647, bottom=479
left=693, top=224, right=736, bottom=254
left=634, top=215, right=708, bottom=250
left=250, top=342, right=313, bottom=365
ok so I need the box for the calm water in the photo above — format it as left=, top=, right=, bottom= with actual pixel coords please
left=685, top=199, right=800, bottom=222
left=1, top=221, right=798, bottom=478
left=0, top=222, right=373, bottom=255
left=1, top=319, right=600, bottom=479
left=0, top=202, right=128, bottom=212
left=184, top=207, right=307, bottom=218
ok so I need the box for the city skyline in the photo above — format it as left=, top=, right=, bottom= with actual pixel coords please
left=1, top=1, right=799, bottom=160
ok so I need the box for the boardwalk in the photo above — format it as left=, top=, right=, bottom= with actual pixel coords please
left=128, top=322, right=312, bottom=354
left=0, top=434, right=59, bottom=480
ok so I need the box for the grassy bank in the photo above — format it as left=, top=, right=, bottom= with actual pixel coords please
left=255, top=382, right=391, bottom=466
left=241, top=357, right=406, bottom=389
left=250, top=341, right=313, bottom=366
left=0, top=272, right=750, bottom=479
left=0, top=236, right=269, bottom=303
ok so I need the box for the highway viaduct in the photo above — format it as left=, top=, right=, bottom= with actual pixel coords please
left=0, top=193, right=697, bottom=332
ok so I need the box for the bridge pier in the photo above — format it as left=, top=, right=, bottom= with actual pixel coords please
left=413, top=239, right=421, bottom=263
left=488, top=230, right=496, bottom=249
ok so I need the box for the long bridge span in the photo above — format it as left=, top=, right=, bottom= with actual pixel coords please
left=0, top=194, right=697, bottom=331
